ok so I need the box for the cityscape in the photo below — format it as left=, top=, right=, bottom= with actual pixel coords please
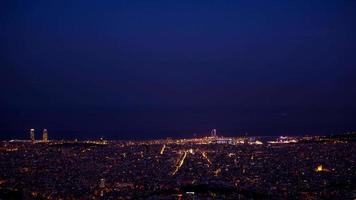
left=0, top=129, right=355, bottom=199
left=1, top=0, right=356, bottom=199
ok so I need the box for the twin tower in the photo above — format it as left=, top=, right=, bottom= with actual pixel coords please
left=30, top=128, right=48, bottom=142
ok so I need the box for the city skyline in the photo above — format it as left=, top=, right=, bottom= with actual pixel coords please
left=1, top=133, right=354, bottom=199
left=1, top=1, right=355, bottom=199
left=5, top=127, right=355, bottom=142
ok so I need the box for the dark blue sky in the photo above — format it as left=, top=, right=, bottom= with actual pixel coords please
left=1, top=0, right=356, bottom=139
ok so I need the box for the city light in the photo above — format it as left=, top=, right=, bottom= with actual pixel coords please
left=202, top=151, right=212, bottom=165
left=160, top=144, right=166, bottom=155
left=0, top=131, right=353, bottom=199
left=172, top=151, right=188, bottom=176
left=315, top=164, right=329, bottom=172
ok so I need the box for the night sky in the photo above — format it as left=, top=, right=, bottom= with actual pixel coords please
left=1, top=0, right=356, bottom=140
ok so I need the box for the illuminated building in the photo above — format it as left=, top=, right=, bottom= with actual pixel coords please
left=30, top=129, right=35, bottom=142
left=43, top=129, right=48, bottom=142
left=315, top=164, right=329, bottom=172
left=267, top=136, right=298, bottom=144
left=215, top=137, right=234, bottom=144
left=211, top=129, right=217, bottom=137
left=316, top=165, right=323, bottom=172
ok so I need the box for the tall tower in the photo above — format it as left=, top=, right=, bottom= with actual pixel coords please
left=30, top=129, right=35, bottom=142
left=211, top=129, right=217, bottom=137
left=43, top=129, right=48, bottom=142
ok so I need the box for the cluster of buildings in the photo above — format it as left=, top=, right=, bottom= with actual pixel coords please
left=0, top=132, right=354, bottom=199
left=170, top=129, right=264, bottom=145
left=29, top=129, right=49, bottom=143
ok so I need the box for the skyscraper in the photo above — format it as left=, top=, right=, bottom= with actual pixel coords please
left=211, top=129, right=217, bottom=137
left=30, top=129, right=35, bottom=142
left=43, top=129, right=48, bottom=142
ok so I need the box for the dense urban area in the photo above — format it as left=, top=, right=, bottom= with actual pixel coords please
left=0, top=131, right=355, bottom=199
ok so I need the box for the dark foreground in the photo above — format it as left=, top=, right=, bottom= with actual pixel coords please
left=0, top=140, right=355, bottom=199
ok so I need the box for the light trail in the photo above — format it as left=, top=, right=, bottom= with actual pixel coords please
left=160, top=144, right=166, bottom=155
left=202, top=151, right=212, bottom=165
left=214, top=168, right=221, bottom=176
left=172, top=151, right=188, bottom=176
